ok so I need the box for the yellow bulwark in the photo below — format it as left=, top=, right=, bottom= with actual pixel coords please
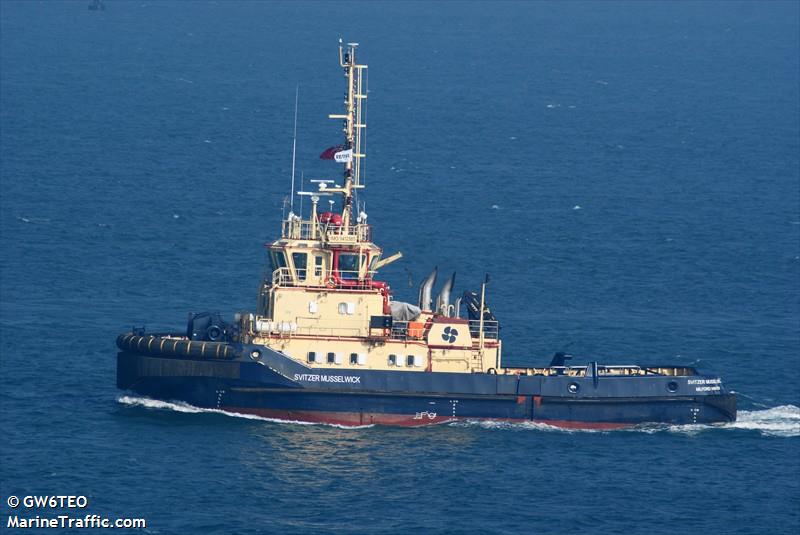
left=242, top=43, right=502, bottom=375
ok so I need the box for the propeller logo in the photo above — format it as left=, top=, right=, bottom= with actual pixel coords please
left=442, top=326, right=458, bottom=343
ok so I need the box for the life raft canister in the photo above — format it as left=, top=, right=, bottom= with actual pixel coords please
left=318, top=211, right=343, bottom=226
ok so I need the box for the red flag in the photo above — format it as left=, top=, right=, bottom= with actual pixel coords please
left=320, top=145, right=344, bottom=160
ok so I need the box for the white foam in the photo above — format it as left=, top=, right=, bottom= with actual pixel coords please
left=117, top=396, right=799, bottom=437
left=454, top=406, right=800, bottom=437
left=17, top=216, right=50, bottom=223
left=634, top=405, right=800, bottom=437
left=450, top=419, right=607, bottom=434
left=727, top=405, right=800, bottom=437
left=116, top=396, right=374, bottom=429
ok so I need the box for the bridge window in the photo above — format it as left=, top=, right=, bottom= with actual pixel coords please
left=270, top=251, right=287, bottom=271
left=292, top=252, right=308, bottom=281
left=338, top=253, right=359, bottom=280
left=307, top=351, right=317, bottom=364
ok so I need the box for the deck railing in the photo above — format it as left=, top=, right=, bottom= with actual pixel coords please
left=271, top=267, right=379, bottom=289
left=388, top=319, right=499, bottom=342
left=281, top=219, right=372, bottom=243
left=505, top=365, right=699, bottom=377
left=468, top=319, right=499, bottom=340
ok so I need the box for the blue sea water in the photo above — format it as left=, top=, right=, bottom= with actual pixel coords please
left=1, top=1, right=799, bottom=534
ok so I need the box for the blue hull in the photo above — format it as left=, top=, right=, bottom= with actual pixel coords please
left=116, top=336, right=736, bottom=428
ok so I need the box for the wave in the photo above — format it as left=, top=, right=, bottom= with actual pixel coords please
left=646, top=405, right=800, bottom=438
left=725, top=405, right=800, bottom=437
left=118, top=396, right=798, bottom=437
left=116, top=396, right=374, bottom=429
left=456, top=405, right=800, bottom=437
left=17, top=216, right=51, bottom=224
left=449, top=419, right=608, bottom=433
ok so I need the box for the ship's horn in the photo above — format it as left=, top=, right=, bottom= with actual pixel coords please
left=418, top=267, right=438, bottom=311
left=436, top=272, right=457, bottom=316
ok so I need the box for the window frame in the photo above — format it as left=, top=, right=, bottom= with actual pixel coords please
left=270, top=250, right=288, bottom=271
left=291, top=252, right=308, bottom=281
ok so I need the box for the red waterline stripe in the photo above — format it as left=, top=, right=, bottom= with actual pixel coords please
left=222, top=407, right=632, bottom=430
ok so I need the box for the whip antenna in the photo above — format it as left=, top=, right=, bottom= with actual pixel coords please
left=289, top=85, right=299, bottom=211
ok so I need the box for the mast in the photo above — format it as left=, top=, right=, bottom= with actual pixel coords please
left=327, top=41, right=367, bottom=230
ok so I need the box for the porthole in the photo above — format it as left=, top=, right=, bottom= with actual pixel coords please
left=250, top=349, right=262, bottom=361
left=207, top=325, right=223, bottom=341
left=667, top=381, right=679, bottom=393
left=567, top=382, right=580, bottom=394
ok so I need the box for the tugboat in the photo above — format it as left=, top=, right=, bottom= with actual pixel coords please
left=116, top=42, right=737, bottom=428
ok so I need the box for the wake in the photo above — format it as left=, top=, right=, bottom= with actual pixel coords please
left=116, top=396, right=374, bottom=429
left=454, top=405, right=800, bottom=437
left=117, top=396, right=799, bottom=437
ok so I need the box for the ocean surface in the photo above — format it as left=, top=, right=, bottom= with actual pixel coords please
left=1, top=1, right=798, bottom=534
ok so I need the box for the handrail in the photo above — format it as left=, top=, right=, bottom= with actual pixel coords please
left=281, top=219, right=372, bottom=242
left=503, top=365, right=699, bottom=377
left=388, top=319, right=500, bottom=342
left=271, top=267, right=380, bottom=290
left=468, top=319, right=499, bottom=339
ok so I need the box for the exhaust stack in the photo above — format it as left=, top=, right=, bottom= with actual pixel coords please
left=436, top=272, right=457, bottom=316
left=418, top=267, right=438, bottom=311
